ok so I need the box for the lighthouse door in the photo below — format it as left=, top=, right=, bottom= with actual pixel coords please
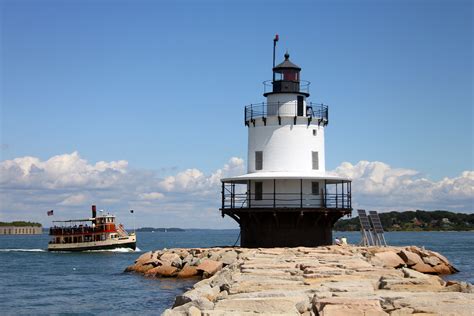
left=297, top=96, right=304, bottom=116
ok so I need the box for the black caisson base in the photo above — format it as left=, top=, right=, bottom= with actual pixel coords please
left=235, top=211, right=346, bottom=248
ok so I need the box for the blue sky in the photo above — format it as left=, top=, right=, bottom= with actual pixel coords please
left=1, top=0, right=472, bottom=226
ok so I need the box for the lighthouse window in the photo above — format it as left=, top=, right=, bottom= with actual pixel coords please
left=312, top=151, right=319, bottom=170
left=255, top=182, right=263, bottom=200
left=255, top=151, right=263, bottom=170
left=312, top=182, right=320, bottom=195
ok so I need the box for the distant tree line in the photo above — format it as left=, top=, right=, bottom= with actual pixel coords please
left=0, top=221, right=42, bottom=227
left=136, top=227, right=185, bottom=232
left=334, top=210, right=474, bottom=231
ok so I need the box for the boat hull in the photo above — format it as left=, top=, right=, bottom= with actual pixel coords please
left=48, top=236, right=136, bottom=252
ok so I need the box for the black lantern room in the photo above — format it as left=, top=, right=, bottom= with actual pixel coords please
left=264, top=52, right=309, bottom=97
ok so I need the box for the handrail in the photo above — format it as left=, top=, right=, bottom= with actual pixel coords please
left=244, top=101, right=328, bottom=124
left=222, top=192, right=351, bottom=210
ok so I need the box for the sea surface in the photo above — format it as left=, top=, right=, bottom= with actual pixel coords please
left=0, top=230, right=472, bottom=315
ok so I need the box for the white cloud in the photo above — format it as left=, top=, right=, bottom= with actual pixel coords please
left=0, top=152, right=471, bottom=228
left=138, top=192, right=165, bottom=200
left=59, top=193, right=88, bottom=206
left=0, top=151, right=128, bottom=189
left=332, top=161, right=474, bottom=211
left=158, top=157, right=245, bottom=196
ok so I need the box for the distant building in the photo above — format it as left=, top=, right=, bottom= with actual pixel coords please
left=0, top=226, right=42, bottom=235
left=441, top=218, right=451, bottom=224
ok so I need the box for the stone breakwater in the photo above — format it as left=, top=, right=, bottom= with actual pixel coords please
left=125, top=246, right=473, bottom=315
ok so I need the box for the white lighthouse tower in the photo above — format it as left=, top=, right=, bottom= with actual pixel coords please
left=220, top=37, right=352, bottom=247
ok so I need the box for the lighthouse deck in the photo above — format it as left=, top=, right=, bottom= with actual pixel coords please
left=244, top=101, right=328, bottom=126
left=221, top=176, right=352, bottom=218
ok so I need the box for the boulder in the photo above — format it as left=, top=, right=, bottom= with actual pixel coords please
left=423, top=255, right=442, bottom=266
left=187, top=306, right=201, bottom=316
left=129, top=262, right=154, bottom=273
left=373, top=251, right=405, bottom=268
left=213, top=297, right=300, bottom=314
left=425, top=250, right=451, bottom=265
left=160, top=253, right=183, bottom=268
left=135, top=251, right=152, bottom=264
left=172, top=298, right=214, bottom=313
left=432, top=263, right=452, bottom=275
left=153, top=264, right=178, bottom=277
left=398, top=250, right=423, bottom=266
left=411, top=262, right=437, bottom=274
left=319, top=304, right=388, bottom=315
left=219, top=250, right=238, bottom=265
left=174, top=284, right=220, bottom=307
left=177, top=265, right=199, bottom=278
left=197, top=260, right=223, bottom=276
left=314, top=297, right=388, bottom=316
left=401, top=267, right=429, bottom=279
left=295, top=299, right=310, bottom=313
left=378, top=275, right=444, bottom=292
left=143, top=258, right=162, bottom=267
left=175, top=249, right=189, bottom=259
left=144, top=266, right=162, bottom=276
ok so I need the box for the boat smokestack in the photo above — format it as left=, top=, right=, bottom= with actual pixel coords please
left=92, top=205, right=96, bottom=218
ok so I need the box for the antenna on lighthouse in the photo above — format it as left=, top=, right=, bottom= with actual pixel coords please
left=273, top=34, right=279, bottom=82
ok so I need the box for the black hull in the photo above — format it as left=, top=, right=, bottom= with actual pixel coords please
left=48, top=242, right=136, bottom=252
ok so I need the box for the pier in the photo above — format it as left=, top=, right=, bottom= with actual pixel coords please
left=125, top=245, right=473, bottom=315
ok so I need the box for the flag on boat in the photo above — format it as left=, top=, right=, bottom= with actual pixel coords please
left=47, top=210, right=54, bottom=216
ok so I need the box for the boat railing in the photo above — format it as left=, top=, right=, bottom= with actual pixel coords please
left=49, top=225, right=116, bottom=236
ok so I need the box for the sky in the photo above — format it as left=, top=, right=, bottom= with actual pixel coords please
left=1, top=0, right=473, bottom=228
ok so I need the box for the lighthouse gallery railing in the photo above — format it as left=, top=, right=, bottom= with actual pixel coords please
left=221, top=182, right=352, bottom=211
left=244, top=101, right=328, bottom=124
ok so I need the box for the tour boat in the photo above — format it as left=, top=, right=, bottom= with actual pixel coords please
left=48, top=205, right=136, bottom=252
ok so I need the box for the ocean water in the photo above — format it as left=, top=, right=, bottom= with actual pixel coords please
left=0, top=230, right=472, bottom=315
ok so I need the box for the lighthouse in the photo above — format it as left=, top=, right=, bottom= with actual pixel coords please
left=220, top=37, right=352, bottom=247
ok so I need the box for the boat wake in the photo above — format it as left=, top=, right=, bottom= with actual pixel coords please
left=83, top=247, right=141, bottom=253
left=0, top=248, right=46, bottom=252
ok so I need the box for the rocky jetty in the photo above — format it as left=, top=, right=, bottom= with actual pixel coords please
left=125, top=246, right=473, bottom=315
